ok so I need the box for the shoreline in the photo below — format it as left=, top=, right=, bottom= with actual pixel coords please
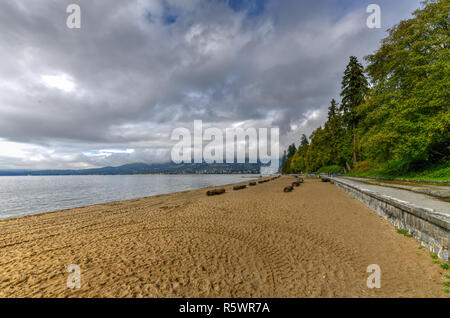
left=0, top=176, right=448, bottom=297
left=0, top=174, right=260, bottom=221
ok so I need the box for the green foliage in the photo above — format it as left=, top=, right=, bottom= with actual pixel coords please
left=361, top=0, right=449, bottom=166
left=397, top=229, right=413, bottom=237
left=317, top=165, right=344, bottom=174
left=441, top=263, right=449, bottom=270
left=347, top=160, right=450, bottom=181
left=281, top=0, right=449, bottom=179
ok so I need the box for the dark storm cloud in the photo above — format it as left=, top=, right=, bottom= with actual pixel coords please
left=0, top=0, right=422, bottom=169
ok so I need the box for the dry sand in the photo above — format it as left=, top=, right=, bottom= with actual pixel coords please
left=0, top=176, right=448, bottom=298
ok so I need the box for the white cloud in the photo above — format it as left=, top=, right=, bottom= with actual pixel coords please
left=41, top=74, right=76, bottom=92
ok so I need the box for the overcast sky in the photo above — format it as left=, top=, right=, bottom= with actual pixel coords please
left=0, top=0, right=423, bottom=170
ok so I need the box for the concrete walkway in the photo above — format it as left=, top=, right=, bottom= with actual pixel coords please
left=337, top=177, right=449, bottom=217
left=344, top=176, right=450, bottom=200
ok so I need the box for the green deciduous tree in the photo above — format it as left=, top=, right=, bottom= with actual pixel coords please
left=361, top=0, right=449, bottom=169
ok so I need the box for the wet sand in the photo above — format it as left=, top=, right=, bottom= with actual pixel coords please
left=0, top=176, right=448, bottom=297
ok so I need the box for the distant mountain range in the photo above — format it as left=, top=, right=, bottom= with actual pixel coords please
left=0, top=162, right=263, bottom=176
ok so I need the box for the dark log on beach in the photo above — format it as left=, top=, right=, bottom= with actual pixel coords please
left=292, top=181, right=301, bottom=187
left=233, top=185, right=247, bottom=191
left=284, top=185, right=294, bottom=192
left=206, top=188, right=226, bottom=196
left=321, top=178, right=330, bottom=183
left=249, top=182, right=257, bottom=186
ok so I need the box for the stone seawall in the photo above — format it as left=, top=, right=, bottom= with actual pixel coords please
left=330, top=177, right=449, bottom=261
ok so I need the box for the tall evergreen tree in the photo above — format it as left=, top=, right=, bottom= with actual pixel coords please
left=327, top=99, right=339, bottom=121
left=287, top=143, right=297, bottom=157
left=340, top=56, right=368, bottom=165
left=299, top=134, right=309, bottom=149
left=327, top=99, right=341, bottom=164
left=280, top=150, right=288, bottom=173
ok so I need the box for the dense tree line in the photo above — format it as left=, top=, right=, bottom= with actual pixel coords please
left=282, top=0, right=449, bottom=176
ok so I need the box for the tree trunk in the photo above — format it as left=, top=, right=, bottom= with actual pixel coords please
left=345, top=161, right=351, bottom=172
left=352, top=121, right=357, bottom=165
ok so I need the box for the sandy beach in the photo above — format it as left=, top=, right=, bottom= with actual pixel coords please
left=0, top=176, right=448, bottom=298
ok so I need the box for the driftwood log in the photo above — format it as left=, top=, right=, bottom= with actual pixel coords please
left=283, top=185, right=294, bottom=192
left=233, top=185, right=247, bottom=191
left=206, top=188, right=226, bottom=196
left=249, top=182, right=257, bottom=186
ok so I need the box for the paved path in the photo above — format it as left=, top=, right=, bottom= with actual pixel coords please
left=338, top=177, right=450, bottom=217
left=345, top=176, right=450, bottom=199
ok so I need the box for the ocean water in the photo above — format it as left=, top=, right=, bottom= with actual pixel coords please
left=0, top=174, right=257, bottom=219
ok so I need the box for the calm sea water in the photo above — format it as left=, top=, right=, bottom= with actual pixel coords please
left=0, top=174, right=257, bottom=219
